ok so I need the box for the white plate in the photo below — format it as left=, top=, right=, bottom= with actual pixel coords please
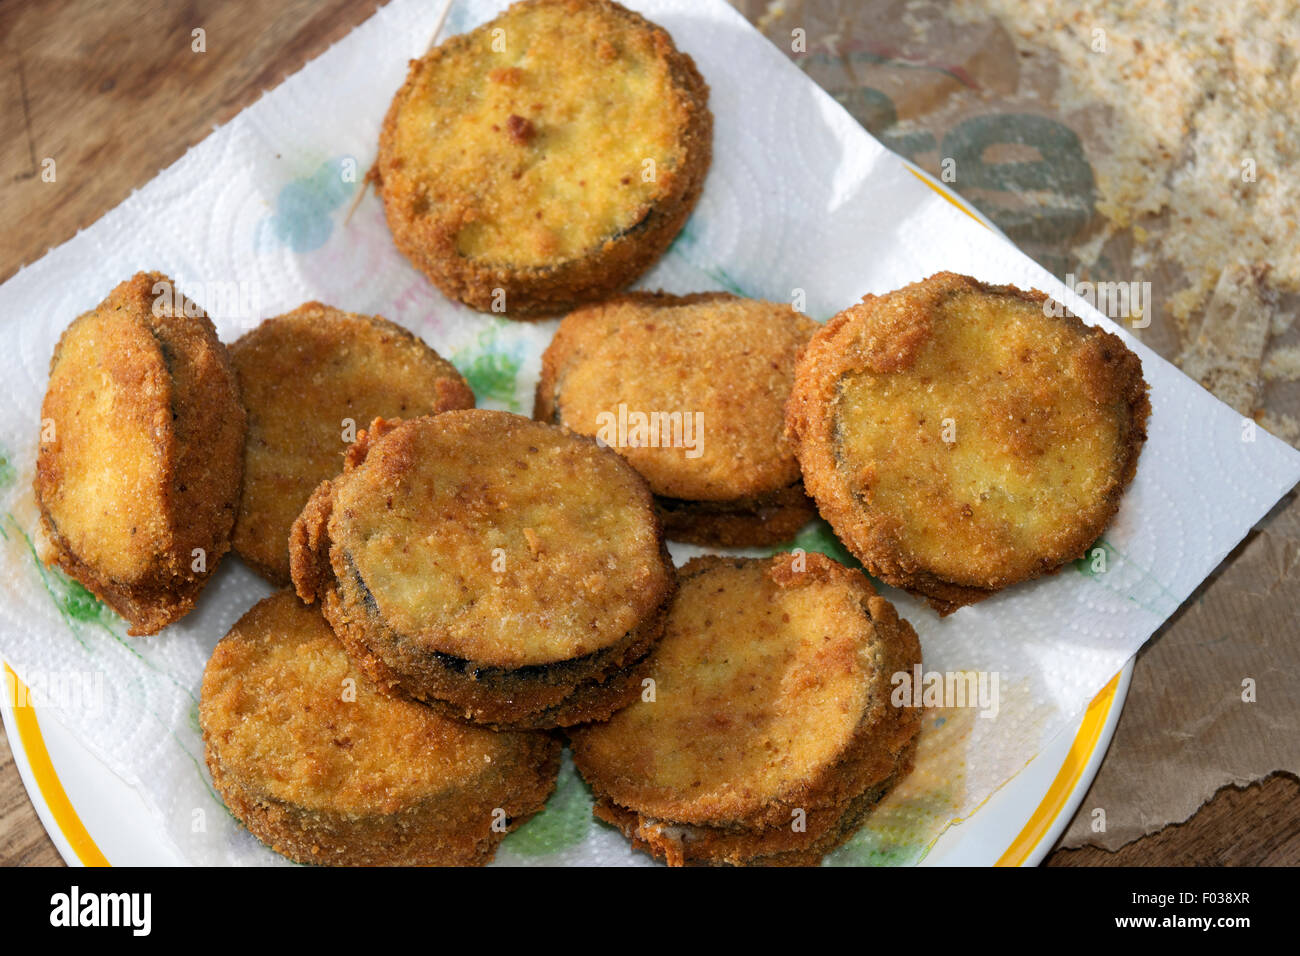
left=2, top=656, right=1132, bottom=866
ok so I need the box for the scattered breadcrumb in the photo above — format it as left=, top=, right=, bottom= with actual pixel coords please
left=1176, top=264, right=1274, bottom=416
left=953, top=1, right=1300, bottom=329
left=1263, top=347, right=1300, bottom=383
left=1259, top=411, right=1300, bottom=446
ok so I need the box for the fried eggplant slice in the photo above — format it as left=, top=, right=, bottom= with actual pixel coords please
left=373, top=0, right=712, bottom=317
left=201, top=590, right=560, bottom=865
left=569, top=553, right=923, bottom=867
left=230, top=303, right=474, bottom=585
left=34, top=272, right=245, bottom=635
left=290, top=410, right=675, bottom=730
left=535, top=291, right=818, bottom=545
left=786, top=272, right=1151, bottom=615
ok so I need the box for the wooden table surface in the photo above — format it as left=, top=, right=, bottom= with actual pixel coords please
left=2, top=0, right=1297, bottom=867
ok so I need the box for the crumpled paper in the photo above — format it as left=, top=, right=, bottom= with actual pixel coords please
left=1060, top=490, right=1300, bottom=850
left=0, top=0, right=1297, bottom=866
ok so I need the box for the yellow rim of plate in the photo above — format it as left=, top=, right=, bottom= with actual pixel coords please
left=996, top=671, right=1121, bottom=865
left=4, top=663, right=110, bottom=866
left=908, top=167, right=989, bottom=227
left=4, top=662, right=1121, bottom=868
left=1, top=169, right=1118, bottom=871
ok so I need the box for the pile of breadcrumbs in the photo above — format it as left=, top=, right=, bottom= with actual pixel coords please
left=952, top=0, right=1300, bottom=437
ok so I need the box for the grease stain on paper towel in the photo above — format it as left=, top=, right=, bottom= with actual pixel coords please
left=261, top=157, right=358, bottom=253
left=668, top=221, right=752, bottom=299
left=0, top=450, right=15, bottom=490
left=452, top=320, right=525, bottom=411
left=3, top=502, right=198, bottom=707
left=2, top=514, right=115, bottom=650
left=1073, top=536, right=1180, bottom=618
left=828, top=705, right=974, bottom=866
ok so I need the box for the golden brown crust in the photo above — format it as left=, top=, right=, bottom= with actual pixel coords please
left=535, top=291, right=817, bottom=545
left=34, top=272, right=245, bottom=635
left=786, top=272, right=1151, bottom=615
left=536, top=291, right=816, bottom=501
left=289, top=410, right=675, bottom=730
left=569, top=553, right=923, bottom=866
left=306, top=531, right=668, bottom=730
left=230, top=303, right=474, bottom=585
left=200, top=591, right=560, bottom=865
left=591, top=738, right=917, bottom=866
left=373, top=0, right=712, bottom=318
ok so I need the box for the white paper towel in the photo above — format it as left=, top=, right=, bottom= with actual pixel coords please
left=1, top=0, right=1296, bottom=866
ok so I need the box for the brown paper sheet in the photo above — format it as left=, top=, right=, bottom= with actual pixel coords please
left=1063, top=492, right=1300, bottom=849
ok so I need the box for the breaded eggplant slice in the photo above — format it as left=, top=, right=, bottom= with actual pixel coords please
left=569, top=553, right=923, bottom=867
left=535, top=292, right=818, bottom=545
left=34, top=272, right=245, bottom=635
left=230, top=303, right=474, bottom=585
left=201, top=591, right=559, bottom=866
left=290, top=410, right=675, bottom=730
left=373, top=0, right=712, bottom=318
left=786, top=272, right=1151, bottom=616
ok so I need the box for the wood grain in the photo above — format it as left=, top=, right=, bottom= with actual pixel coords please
left=1048, top=774, right=1300, bottom=867
left=0, top=0, right=384, bottom=283
left=0, top=0, right=1290, bottom=868
left=0, top=724, right=62, bottom=865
